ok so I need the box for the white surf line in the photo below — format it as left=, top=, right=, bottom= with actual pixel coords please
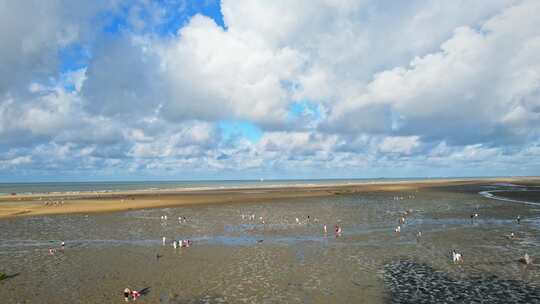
left=479, top=190, right=540, bottom=207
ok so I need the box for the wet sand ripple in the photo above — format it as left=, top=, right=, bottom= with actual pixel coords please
left=384, top=259, right=540, bottom=304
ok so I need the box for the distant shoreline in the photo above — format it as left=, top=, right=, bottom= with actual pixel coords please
left=1, top=176, right=537, bottom=196
left=1, top=177, right=538, bottom=219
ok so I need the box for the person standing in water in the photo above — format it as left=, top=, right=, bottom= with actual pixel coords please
left=335, top=224, right=342, bottom=236
left=470, top=212, right=479, bottom=223
left=517, top=215, right=521, bottom=224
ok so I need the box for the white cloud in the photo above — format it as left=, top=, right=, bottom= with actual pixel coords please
left=328, top=0, right=540, bottom=146
left=158, top=14, right=303, bottom=126
left=379, top=136, right=421, bottom=155
left=0, top=156, right=32, bottom=169
left=0, top=0, right=111, bottom=96
left=127, top=121, right=219, bottom=159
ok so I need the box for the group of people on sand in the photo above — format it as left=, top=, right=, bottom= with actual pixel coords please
left=164, top=202, right=533, bottom=267
left=123, top=288, right=141, bottom=301
left=389, top=202, right=534, bottom=265
left=162, top=236, right=192, bottom=248
left=242, top=212, right=344, bottom=238
left=321, top=223, right=342, bottom=236
left=43, top=200, right=64, bottom=207
left=389, top=206, right=467, bottom=263
left=48, top=241, right=65, bottom=255
left=468, top=212, right=531, bottom=264
left=393, top=195, right=415, bottom=201
left=394, top=209, right=414, bottom=236
left=509, top=215, right=532, bottom=265
left=160, top=214, right=188, bottom=223
left=158, top=214, right=194, bottom=251
left=241, top=213, right=257, bottom=221
left=452, top=250, right=463, bottom=263
left=172, top=239, right=192, bottom=249
left=242, top=213, right=323, bottom=225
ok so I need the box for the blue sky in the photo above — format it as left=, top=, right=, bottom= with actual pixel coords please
left=101, top=0, right=225, bottom=35
left=1, top=0, right=540, bottom=181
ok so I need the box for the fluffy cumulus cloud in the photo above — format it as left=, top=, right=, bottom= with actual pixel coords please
left=1, top=0, right=540, bottom=181
left=329, top=0, right=540, bottom=146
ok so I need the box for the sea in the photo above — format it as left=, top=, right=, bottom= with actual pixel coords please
left=0, top=177, right=485, bottom=195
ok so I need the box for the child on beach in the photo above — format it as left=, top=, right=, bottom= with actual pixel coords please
left=123, top=288, right=131, bottom=302
left=181, top=240, right=192, bottom=248
left=131, top=289, right=141, bottom=300
left=452, top=250, right=463, bottom=263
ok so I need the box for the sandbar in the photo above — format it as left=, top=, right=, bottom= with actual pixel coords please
left=1, top=177, right=538, bottom=219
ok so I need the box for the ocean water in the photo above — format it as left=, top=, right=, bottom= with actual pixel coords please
left=0, top=178, right=466, bottom=195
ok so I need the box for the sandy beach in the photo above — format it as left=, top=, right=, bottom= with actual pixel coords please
left=1, top=178, right=539, bottom=303
left=1, top=178, right=539, bottom=219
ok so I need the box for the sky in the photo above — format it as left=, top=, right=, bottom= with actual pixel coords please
left=0, top=0, right=539, bottom=182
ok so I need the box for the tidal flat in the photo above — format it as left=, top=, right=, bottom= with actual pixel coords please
left=1, top=183, right=539, bottom=303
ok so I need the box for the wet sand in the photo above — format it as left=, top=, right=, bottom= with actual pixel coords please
left=1, top=180, right=539, bottom=303
left=0, top=178, right=538, bottom=219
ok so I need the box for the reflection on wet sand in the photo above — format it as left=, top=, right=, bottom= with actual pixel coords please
left=0, top=184, right=539, bottom=303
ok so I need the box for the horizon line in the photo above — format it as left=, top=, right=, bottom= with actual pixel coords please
left=1, top=175, right=539, bottom=184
